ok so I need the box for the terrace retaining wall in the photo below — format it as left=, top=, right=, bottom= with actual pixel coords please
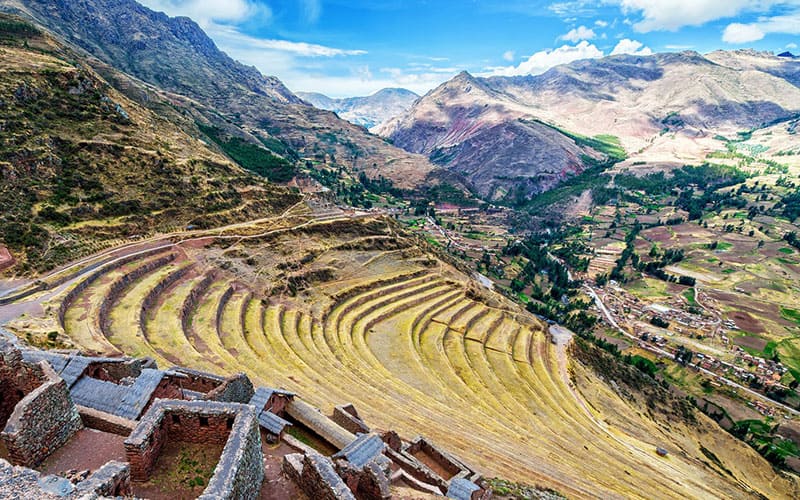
left=57, top=248, right=174, bottom=328
left=139, top=264, right=195, bottom=336
left=99, top=254, right=177, bottom=336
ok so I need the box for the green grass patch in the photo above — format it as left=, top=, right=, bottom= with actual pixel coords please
left=524, top=119, right=627, bottom=161
left=722, top=269, right=736, bottom=274
left=683, top=288, right=698, bottom=306
left=425, top=237, right=442, bottom=247
left=777, top=257, right=798, bottom=265
left=716, top=242, right=733, bottom=251
left=781, top=307, right=800, bottom=326
left=763, top=341, right=778, bottom=359
left=779, top=247, right=795, bottom=254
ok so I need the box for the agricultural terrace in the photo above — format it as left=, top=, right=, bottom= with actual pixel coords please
left=4, top=212, right=793, bottom=499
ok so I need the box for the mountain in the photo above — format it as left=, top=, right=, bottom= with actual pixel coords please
left=298, top=88, right=419, bottom=130
left=378, top=51, right=800, bottom=198
left=375, top=71, right=612, bottom=200
left=0, top=0, right=438, bottom=190
left=0, top=13, right=298, bottom=273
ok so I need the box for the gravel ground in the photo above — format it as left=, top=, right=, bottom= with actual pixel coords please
left=38, top=428, right=126, bottom=476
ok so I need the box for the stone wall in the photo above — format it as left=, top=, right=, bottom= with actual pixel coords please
left=198, top=403, right=263, bottom=500
left=169, top=367, right=224, bottom=394
left=332, top=404, right=370, bottom=435
left=84, top=358, right=144, bottom=383
left=405, top=437, right=464, bottom=479
left=74, top=460, right=132, bottom=497
left=77, top=405, right=136, bottom=436
left=206, top=373, right=255, bottom=403
left=0, top=458, right=130, bottom=498
left=299, top=452, right=356, bottom=500
left=336, top=458, right=391, bottom=500
left=0, top=341, right=45, bottom=427
left=1, top=362, right=83, bottom=467
left=125, top=399, right=263, bottom=499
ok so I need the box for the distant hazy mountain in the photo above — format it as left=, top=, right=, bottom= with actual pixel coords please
left=378, top=50, right=800, bottom=199
left=298, top=88, right=418, bottom=130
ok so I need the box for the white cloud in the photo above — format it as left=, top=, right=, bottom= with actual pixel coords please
left=788, top=42, right=799, bottom=49
left=610, top=38, right=653, bottom=55
left=503, top=50, right=516, bottom=61
left=138, top=0, right=267, bottom=27
left=665, top=44, right=694, bottom=49
left=614, top=0, right=794, bottom=32
left=722, top=22, right=767, bottom=43
left=722, top=13, right=800, bottom=43
left=595, top=19, right=609, bottom=27
left=482, top=41, right=604, bottom=77
left=560, top=25, right=597, bottom=42
left=207, top=23, right=366, bottom=57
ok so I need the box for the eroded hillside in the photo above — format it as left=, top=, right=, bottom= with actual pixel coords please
left=0, top=18, right=298, bottom=274
left=0, top=0, right=439, bottom=191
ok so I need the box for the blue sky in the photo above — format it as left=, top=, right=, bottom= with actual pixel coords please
left=139, top=1, right=800, bottom=97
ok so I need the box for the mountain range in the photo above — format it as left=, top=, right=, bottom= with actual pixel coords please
left=298, top=88, right=418, bottom=130
left=378, top=50, right=800, bottom=202
left=0, top=0, right=439, bottom=191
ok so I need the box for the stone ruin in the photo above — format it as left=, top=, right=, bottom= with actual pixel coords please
left=0, top=339, right=82, bottom=467
left=0, top=337, right=492, bottom=499
left=124, top=399, right=264, bottom=499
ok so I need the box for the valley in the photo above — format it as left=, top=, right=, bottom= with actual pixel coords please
left=3, top=199, right=796, bottom=498
left=0, top=0, right=799, bottom=498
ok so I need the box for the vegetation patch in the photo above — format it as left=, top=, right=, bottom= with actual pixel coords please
left=199, top=124, right=296, bottom=183
left=780, top=307, right=800, bottom=326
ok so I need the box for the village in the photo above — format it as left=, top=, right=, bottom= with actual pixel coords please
left=589, top=280, right=796, bottom=418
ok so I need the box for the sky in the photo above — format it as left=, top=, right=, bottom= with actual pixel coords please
left=138, top=0, right=800, bottom=98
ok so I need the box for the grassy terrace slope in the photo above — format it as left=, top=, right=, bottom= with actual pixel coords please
left=6, top=211, right=794, bottom=499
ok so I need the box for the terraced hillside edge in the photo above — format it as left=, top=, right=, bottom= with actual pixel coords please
left=5, top=208, right=797, bottom=498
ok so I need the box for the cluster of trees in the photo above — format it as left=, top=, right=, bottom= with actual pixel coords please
left=199, top=124, right=296, bottom=183
left=502, top=232, right=600, bottom=333
left=357, top=172, right=407, bottom=199
left=775, top=188, right=800, bottom=221
left=784, top=231, right=800, bottom=250
left=674, top=345, right=694, bottom=365
left=731, top=419, right=800, bottom=467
